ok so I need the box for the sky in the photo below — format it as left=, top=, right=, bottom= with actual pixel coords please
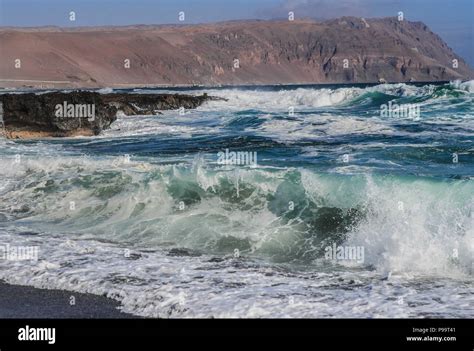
left=0, top=0, right=473, bottom=66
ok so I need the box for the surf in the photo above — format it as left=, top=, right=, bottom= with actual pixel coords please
left=0, top=81, right=472, bottom=318
left=0, top=154, right=471, bottom=277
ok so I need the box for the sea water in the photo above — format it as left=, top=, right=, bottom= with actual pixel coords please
left=0, top=81, right=472, bottom=317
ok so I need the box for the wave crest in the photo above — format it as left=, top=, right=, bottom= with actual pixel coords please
left=1, top=157, right=472, bottom=277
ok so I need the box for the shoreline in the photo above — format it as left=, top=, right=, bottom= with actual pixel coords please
left=0, top=281, right=138, bottom=318
left=0, top=79, right=458, bottom=92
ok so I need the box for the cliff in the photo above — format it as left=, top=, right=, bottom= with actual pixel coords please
left=0, top=17, right=472, bottom=88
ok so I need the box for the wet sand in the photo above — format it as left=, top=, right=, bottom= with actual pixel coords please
left=0, top=281, right=137, bottom=318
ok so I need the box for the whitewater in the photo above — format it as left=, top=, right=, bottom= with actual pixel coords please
left=0, top=81, right=472, bottom=317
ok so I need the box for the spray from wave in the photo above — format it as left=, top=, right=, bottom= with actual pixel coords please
left=0, top=81, right=473, bottom=318
left=0, top=154, right=471, bottom=277
left=201, top=80, right=474, bottom=111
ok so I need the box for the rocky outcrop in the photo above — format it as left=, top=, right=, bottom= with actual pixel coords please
left=0, top=17, right=472, bottom=88
left=102, top=92, right=219, bottom=115
left=0, top=91, right=216, bottom=138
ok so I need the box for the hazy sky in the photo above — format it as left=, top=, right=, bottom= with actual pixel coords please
left=1, top=0, right=473, bottom=66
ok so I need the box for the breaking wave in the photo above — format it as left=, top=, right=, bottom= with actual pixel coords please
left=0, top=81, right=472, bottom=317
left=0, top=155, right=472, bottom=277
left=202, top=80, right=474, bottom=111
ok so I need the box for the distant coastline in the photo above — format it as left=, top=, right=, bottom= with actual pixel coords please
left=1, top=17, right=472, bottom=89
left=0, top=80, right=458, bottom=92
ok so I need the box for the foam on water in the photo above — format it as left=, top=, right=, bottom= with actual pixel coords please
left=0, top=156, right=471, bottom=275
left=0, top=227, right=472, bottom=318
left=0, top=81, right=472, bottom=317
left=257, top=115, right=396, bottom=142
left=198, top=80, right=473, bottom=110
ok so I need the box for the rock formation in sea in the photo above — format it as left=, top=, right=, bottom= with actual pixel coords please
left=0, top=92, right=215, bottom=138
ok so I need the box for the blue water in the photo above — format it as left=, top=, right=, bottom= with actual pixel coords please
left=0, top=81, right=472, bottom=317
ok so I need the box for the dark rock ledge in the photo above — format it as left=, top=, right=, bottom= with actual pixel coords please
left=0, top=91, right=223, bottom=138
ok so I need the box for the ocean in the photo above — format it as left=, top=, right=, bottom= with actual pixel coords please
left=0, top=81, right=473, bottom=317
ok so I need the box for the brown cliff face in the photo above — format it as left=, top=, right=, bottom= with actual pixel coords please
left=0, top=17, right=472, bottom=88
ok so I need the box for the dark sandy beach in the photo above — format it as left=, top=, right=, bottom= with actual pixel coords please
left=0, top=281, right=137, bottom=318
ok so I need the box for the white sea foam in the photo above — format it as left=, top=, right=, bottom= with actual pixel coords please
left=451, top=79, right=474, bottom=92
left=197, top=83, right=452, bottom=111
left=97, top=87, right=114, bottom=94
left=0, top=83, right=472, bottom=318
left=0, top=227, right=471, bottom=318
left=256, top=115, right=395, bottom=142
left=69, top=81, right=474, bottom=141
left=201, top=87, right=363, bottom=110
left=0, top=156, right=471, bottom=277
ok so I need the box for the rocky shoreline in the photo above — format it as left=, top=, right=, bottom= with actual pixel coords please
left=0, top=91, right=220, bottom=138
